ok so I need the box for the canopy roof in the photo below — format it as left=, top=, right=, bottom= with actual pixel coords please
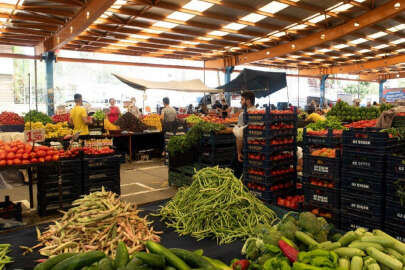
left=218, top=68, right=287, bottom=98
left=0, top=0, right=405, bottom=80
left=113, top=74, right=222, bottom=93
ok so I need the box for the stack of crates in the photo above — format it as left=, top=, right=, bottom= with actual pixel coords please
left=302, top=129, right=342, bottom=228
left=82, top=154, right=121, bottom=195
left=199, top=132, right=235, bottom=168
left=36, top=159, right=82, bottom=216
left=384, top=150, right=405, bottom=241
left=340, top=128, right=398, bottom=231
left=243, top=107, right=298, bottom=205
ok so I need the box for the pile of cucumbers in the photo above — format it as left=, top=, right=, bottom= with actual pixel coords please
left=34, top=241, right=231, bottom=270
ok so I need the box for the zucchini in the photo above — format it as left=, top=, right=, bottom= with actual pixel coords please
left=339, top=258, right=350, bottom=270
left=295, top=231, right=318, bottom=247
left=115, top=241, right=129, bottom=268
left=193, top=250, right=204, bottom=256
left=334, top=248, right=365, bottom=257
left=349, top=241, right=384, bottom=251
left=126, top=258, right=144, bottom=270
left=366, top=247, right=403, bottom=270
left=385, top=248, right=403, bottom=261
left=170, top=248, right=214, bottom=269
left=145, top=241, right=190, bottom=270
left=34, top=253, right=76, bottom=270
left=373, top=230, right=405, bottom=255
left=51, top=251, right=105, bottom=270
left=97, top=257, right=114, bottom=270
left=339, top=232, right=359, bottom=247
left=135, top=252, right=165, bottom=268
left=361, top=236, right=394, bottom=248
left=351, top=256, right=363, bottom=270
left=203, top=256, right=232, bottom=270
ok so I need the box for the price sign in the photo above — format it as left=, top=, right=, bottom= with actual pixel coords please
left=24, top=129, right=45, bottom=143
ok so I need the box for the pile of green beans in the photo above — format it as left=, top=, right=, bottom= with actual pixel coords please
left=159, top=167, right=279, bottom=245
left=0, top=244, right=12, bottom=270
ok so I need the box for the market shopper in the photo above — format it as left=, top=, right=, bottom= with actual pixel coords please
left=107, top=98, right=120, bottom=123
left=161, top=97, right=177, bottom=132
left=220, top=99, right=230, bottom=118
left=69, top=94, right=92, bottom=135
left=128, top=97, right=141, bottom=118
left=232, top=91, right=256, bottom=178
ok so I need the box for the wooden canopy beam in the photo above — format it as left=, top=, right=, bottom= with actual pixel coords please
left=359, top=71, right=405, bottom=81
left=205, top=0, right=405, bottom=69
left=299, top=54, right=405, bottom=76
left=35, top=0, right=116, bottom=55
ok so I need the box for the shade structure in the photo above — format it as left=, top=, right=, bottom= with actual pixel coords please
left=217, top=69, right=287, bottom=98
left=113, top=74, right=222, bottom=93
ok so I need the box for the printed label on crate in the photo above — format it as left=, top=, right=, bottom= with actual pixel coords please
left=349, top=223, right=370, bottom=230
left=314, top=165, right=329, bottom=173
left=249, top=130, right=262, bottom=136
left=313, top=194, right=328, bottom=203
left=350, top=203, right=369, bottom=211
left=394, top=235, right=405, bottom=242
left=249, top=146, right=262, bottom=151
left=352, top=161, right=371, bottom=167
left=249, top=160, right=261, bottom=167
left=396, top=212, right=405, bottom=220
left=352, top=139, right=371, bottom=145
left=351, top=182, right=370, bottom=190
left=308, top=138, right=324, bottom=144
left=399, top=165, right=404, bottom=172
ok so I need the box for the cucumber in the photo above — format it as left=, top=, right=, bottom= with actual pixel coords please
left=126, top=258, right=144, bottom=270
left=193, top=250, right=204, bottom=256
left=97, top=257, right=114, bottom=270
left=203, top=257, right=232, bottom=270
left=51, top=251, right=105, bottom=270
left=145, top=241, right=190, bottom=270
left=351, top=256, right=363, bottom=270
left=334, top=248, right=365, bottom=257
left=170, top=248, right=214, bottom=269
left=34, top=253, right=76, bottom=270
left=115, top=241, right=129, bottom=268
left=339, top=232, right=359, bottom=247
left=135, top=252, right=165, bottom=268
left=349, top=241, right=384, bottom=251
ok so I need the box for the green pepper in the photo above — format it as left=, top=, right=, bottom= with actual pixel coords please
left=292, top=262, right=323, bottom=270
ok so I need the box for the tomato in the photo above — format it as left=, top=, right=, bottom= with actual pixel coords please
left=22, top=153, right=29, bottom=160
left=36, top=150, right=46, bottom=157
left=13, top=159, right=21, bottom=165
left=6, top=152, right=15, bottom=160
left=6, top=160, right=13, bottom=166
left=15, top=153, right=22, bottom=159
left=0, top=152, right=5, bottom=160
left=38, top=157, right=45, bottom=163
left=31, top=158, right=38, bottom=163
left=45, top=155, right=52, bottom=162
left=30, top=152, right=37, bottom=158
left=0, top=160, right=5, bottom=166
left=16, top=149, right=24, bottom=154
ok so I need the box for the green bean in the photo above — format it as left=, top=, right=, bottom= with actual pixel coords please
left=159, top=167, right=278, bottom=245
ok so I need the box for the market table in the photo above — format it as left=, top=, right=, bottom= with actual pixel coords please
left=112, top=131, right=164, bottom=160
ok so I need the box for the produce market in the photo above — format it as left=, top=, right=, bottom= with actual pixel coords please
left=0, top=0, right=404, bottom=269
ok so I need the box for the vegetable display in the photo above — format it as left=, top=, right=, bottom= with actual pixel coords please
left=306, top=113, right=326, bottom=123
left=327, top=101, right=380, bottom=122
left=115, top=112, right=147, bottom=132
left=24, top=110, right=52, bottom=124
left=0, top=111, right=24, bottom=125
left=306, top=117, right=345, bottom=131
left=159, top=166, right=279, bottom=245
left=0, top=244, right=12, bottom=270
left=92, top=110, right=105, bottom=121
left=0, top=141, right=60, bottom=166
left=142, top=114, right=162, bottom=131
left=185, top=115, right=203, bottom=125
left=36, top=188, right=160, bottom=257
left=52, top=113, right=70, bottom=123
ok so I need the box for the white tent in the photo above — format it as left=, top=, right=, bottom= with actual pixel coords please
left=113, top=74, right=222, bottom=93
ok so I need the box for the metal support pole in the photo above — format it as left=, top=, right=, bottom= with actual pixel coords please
left=320, top=74, right=329, bottom=109
left=379, top=79, right=387, bottom=103
left=43, top=52, right=56, bottom=116
left=34, top=59, right=38, bottom=111
left=224, top=66, right=234, bottom=105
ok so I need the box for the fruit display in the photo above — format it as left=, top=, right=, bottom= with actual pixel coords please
left=24, top=110, right=52, bottom=124
left=200, top=115, right=238, bottom=124
left=82, top=146, right=114, bottom=155
left=142, top=113, right=162, bottom=131
left=0, top=141, right=60, bottom=166
left=185, top=114, right=203, bottom=125
left=44, top=122, right=73, bottom=139
left=93, top=110, right=105, bottom=121
left=306, top=113, right=326, bottom=122
left=104, top=118, right=120, bottom=131
left=344, top=119, right=377, bottom=128
left=310, top=148, right=337, bottom=158
left=0, top=111, right=24, bottom=125
left=249, top=109, right=295, bottom=115
left=306, top=129, right=344, bottom=136
left=327, top=101, right=380, bottom=122
left=51, top=113, right=70, bottom=123
left=177, top=113, right=190, bottom=119
left=276, top=195, right=304, bottom=209
left=24, top=121, right=45, bottom=130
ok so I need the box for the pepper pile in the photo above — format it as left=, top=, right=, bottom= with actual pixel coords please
left=52, top=113, right=70, bottom=123
left=0, top=112, right=24, bottom=125
left=36, top=188, right=160, bottom=257
left=24, top=110, right=52, bottom=124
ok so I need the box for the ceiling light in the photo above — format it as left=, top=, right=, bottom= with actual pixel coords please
left=182, top=0, right=214, bottom=12
left=359, top=49, right=371, bottom=53
left=167, top=11, right=195, bottom=21
left=208, top=30, right=228, bottom=36
left=223, top=23, right=246, bottom=30
left=143, top=29, right=163, bottom=34
left=198, top=37, right=213, bottom=41
left=291, top=44, right=296, bottom=49
left=392, top=38, right=405, bottom=44
left=395, top=2, right=401, bottom=9
left=257, top=38, right=271, bottom=42
left=387, top=24, right=405, bottom=32
left=354, top=22, right=360, bottom=27
left=130, top=34, right=147, bottom=39
left=307, top=14, right=330, bottom=24
left=351, top=38, right=367, bottom=44
left=290, top=24, right=307, bottom=30
left=343, top=53, right=354, bottom=56
left=259, top=1, right=288, bottom=13
left=153, top=21, right=178, bottom=29
left=273, top=32, right=286, bottom=37
left=331, top=3, right=353, bottom=13
left=321, top=34, right=326, bottom=39
left=318, top=48, right=331, bottom=53
left=241, top=13, right=266, bottom=23
left=368, top=31, right=387, bottom=39
left=354, top=0, right=366, bottom=2
left=374, top=44, right=389, bottom=49
left=183, top=41, right=200, bottom=45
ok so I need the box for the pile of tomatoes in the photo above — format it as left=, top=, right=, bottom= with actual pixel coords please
left=82, top=147, right=114, bottom=156
left=247, top=152, right=293, bottom=161
left=344, top=119, right=377, bottom=128
left=396, top=112, right=405, bottom=117
left=249, top=109, right=294, bottom=115
left=309, top=177, right=335, bottom=188
left=0, top=112, right=24, bottom=126
left=277, top=195, right=304, bottom=210
left=59, top=148, right=81, bottom=159
left=306, top=129, right=343, bottom=137
left=0, top=141, right=60, bottom=166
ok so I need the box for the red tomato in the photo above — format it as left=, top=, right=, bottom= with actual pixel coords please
left=36, top=150, right=46, bottom=157
left=16, top=149, right=24, bottom=154
left=45, top=155, right=52, bottom=162
left=0, top=160, right=5, bottom=166
left=7, top=160, right=13, bottom=166
left=22, top=153, right=29, bottom=160
left=13, top=159, right=21, bottom=165
left=30, top=152, right=37, bottom=158
left=52, top=155, right=59, bottom=161
left=22, top=160, right=30, bottom=165
left=15, top=153, right=22, bottom=159
left=31, top=158, right=38, bottom=163
left=38, top=157, right=45, bottom=163
left=6, top=152, right=15, bottom=160
left=0, top=152, right=5, bottom=160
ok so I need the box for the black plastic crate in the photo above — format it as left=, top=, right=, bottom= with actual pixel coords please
left=387, top=153, right=405, bottom=177
left=244, top=156, right=296, bottom=169
left=245, top=107, right=297, bottom=123
left=0, top=196, right=22, bottom=222
left=303, top=184, right=340, bottom=209
left=201, top=132, right=235, bottom=146
left=37, top=159, right=82, bottom=176
left=385, top=176, right=405, bottom=206
left=303, top=128, right=343, bottom=147
left=343, top=128, right=400, bottom=150
left=83, top=155, right=122, bottom=171
left=244, top=140, right=297, bottom=154
left=385, top=199, right=405, bottom=224
left=303, top=154, right=341, bottom=180
left=384, top=222, right=405, bottom=243
left=342, top=149, right=386, bottom=173
left=341, top=171, right=384, bottom=195
left=37, top=200, right=75, bottom=217
left=303, top=203, right=340, bottom=228
left=245, top=126, right=296, bottom=138
left=340, top=211, right=383, bottom=231
left=340, top=193, right=384, bottom=220
left=243, top=171, right=297, bottom=185
left=246, top=184, right=295, bottom=202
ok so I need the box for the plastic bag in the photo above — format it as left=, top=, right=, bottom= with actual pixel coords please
left=233, top=125, right=246, bottom=140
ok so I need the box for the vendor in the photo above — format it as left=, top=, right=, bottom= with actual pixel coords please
left=128, top=97, right=141, bottom=118
left=161, top=97, right=177, bottom=132
left=233, top=91, right=256, bottom=178
left=107, top=98, right=120, bottom=123
left=220, top=99, right=230, bottom=119
left=69, top=94, right=92, bottom=135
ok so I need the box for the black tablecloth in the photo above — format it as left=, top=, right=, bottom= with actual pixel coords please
left=113, top=132, right=164, bottom=159
left=0, top=200, right=247, bottom=270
